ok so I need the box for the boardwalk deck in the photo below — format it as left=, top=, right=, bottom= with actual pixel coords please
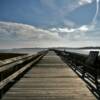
left=1, top=51, right=96, bottom=100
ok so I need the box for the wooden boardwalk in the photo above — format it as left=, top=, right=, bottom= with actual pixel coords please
left=1, top=51, right=96, bottom=100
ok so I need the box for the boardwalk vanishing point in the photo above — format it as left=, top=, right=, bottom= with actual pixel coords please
left=1, top=51, right=97, bottom=100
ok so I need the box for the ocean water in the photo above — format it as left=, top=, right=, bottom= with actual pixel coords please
left=0, top=48, right=100, bottom=55
left=56, top=48, right=100, bottom=55
left=65, top=49, right=100, bottom=55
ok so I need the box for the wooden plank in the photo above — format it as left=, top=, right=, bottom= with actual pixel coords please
left=0, top=55, right=33, bottom=72
left=0, top=55, right=29, bottom=67
left=1, top=96, right=95, bottom=100
left=1, top=51, right=96, bottom=100
left=0, top=55, right=43, bottom=89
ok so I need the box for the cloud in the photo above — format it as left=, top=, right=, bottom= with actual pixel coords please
left=0, top=21, right=100, bottom=49
left=49, top=23, right=99, bottom=44
left=0, top=21, right=63, bottom=48
left=50, top=24, right=94, bottom=33
left=0, top=21, right=60, bottom=40
left=39, top=0, right=94, bottom=24
left=78, top=25, right=90, bottom=32
left=50, top=27, right=75, bottom=33
left=78, top=0, right=94, bottom=5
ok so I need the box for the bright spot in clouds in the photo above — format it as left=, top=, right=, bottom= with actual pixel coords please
left=79, top=0, right=94, bottom=5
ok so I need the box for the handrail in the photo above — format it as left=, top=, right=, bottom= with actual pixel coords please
left=0, top=55, right=43, bottom=90
left=0, top=55, right=33, bottom=72
left=2, top=54, right=27, bottom=61
left=0, top=54, right=32, bottom=67
left=54, top=49, right=100, bottom=89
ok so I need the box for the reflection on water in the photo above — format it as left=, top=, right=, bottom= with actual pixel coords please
left=57, top=49, right=100, bottom=55
left=67, top=49, right=100, bottom=54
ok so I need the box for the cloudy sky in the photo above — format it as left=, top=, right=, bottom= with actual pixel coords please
left=0, top=0, right=100, bottom=49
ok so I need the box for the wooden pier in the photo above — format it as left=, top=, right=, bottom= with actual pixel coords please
left=1, top=51, right=96, bottom=100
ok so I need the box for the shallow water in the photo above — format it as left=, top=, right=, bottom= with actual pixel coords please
left=68, top=49, right=100, bottom=55
left=59, top=49, right=100, bottom=55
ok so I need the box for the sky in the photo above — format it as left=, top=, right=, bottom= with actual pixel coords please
left=0, top=0, right=100, bottom=49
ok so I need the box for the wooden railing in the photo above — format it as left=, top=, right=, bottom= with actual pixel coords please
left=54, top=49, right=100, bottom=90
left=0, top=54, right=31, bottom=67
left=0, top=50, right=48, bottom=98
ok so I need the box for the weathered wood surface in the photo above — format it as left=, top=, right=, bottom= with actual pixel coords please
left=0, top=55, right=33, bottom=72
left=1, top=51, right=96, bottom=100
left=0, top=55, right=43, bottom=89
left=0, top=55, right=29, bottom=67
